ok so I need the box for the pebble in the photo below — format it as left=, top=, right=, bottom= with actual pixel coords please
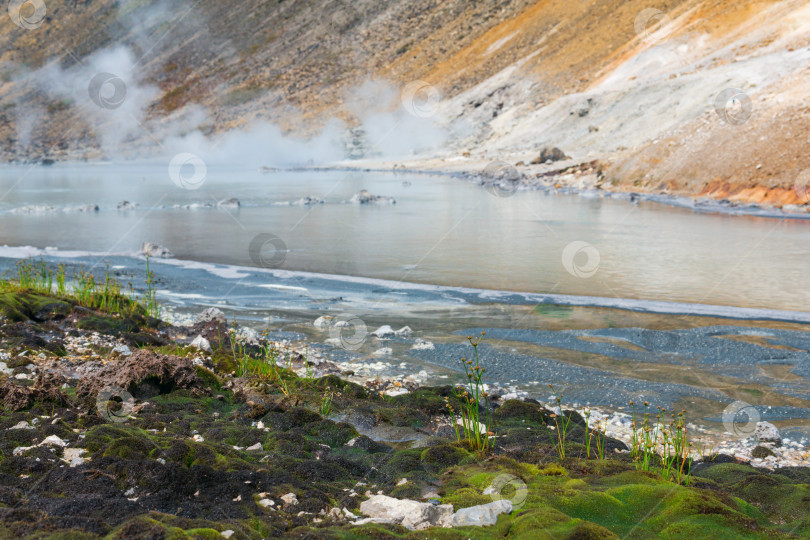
left=281, top=493, right=299, bottom=506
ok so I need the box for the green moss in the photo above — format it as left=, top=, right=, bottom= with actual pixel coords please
left=421, top=444, right=473, bottom=473
left=83, top=424, right=156, bottom=455
left=302, top=420, right=358, bottom=448
left=0, top=291, right=71, bottom=322
left=102, top=434, right=158, bottom=460
left=195, top=366, right=221, bottom=390
left=76, top=315, right=138, bottom=334
left=441, top=487, right=490, bottom=510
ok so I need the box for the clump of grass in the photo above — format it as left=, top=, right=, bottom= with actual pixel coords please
left=583, top=407, right=593, bottom=458
left=593, top=418, right=608, bottom=460
left=546, top=384, right=573, bottom=459
left=142, top=256, right=160, bottom=318
left=446, top=332, right=492, bottom=452
left=3, top=258, right=161, bottom=319
left=581, top=408, right=609, bottom=460
left=320, top=392, right=333, bottom=417
left=629, top=400, right=692, bottom=485
left=230, top=327, right=293, bottom=396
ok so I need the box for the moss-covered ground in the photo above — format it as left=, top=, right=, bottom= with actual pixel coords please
left=0, top=289, right=809, bottom=539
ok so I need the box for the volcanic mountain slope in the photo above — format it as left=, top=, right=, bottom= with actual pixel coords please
left=1, top=0, right=810, bottom=205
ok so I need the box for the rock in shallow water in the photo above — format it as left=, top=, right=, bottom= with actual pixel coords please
left=140, top=242, right=173, bottom=258
left=349, top=190, right=395, bottom=205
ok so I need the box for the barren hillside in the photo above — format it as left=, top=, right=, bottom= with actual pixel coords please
left=1, top=0, right=809, bottom=206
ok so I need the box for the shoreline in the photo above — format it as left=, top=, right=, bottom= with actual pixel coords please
left=2, top=245, right=810, bottom=324
left=303, top=160, right=810, bottom=221
left=3, top=158, right=810, bottom=221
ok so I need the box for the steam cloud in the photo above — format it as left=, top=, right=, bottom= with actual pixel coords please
left=18, top=48, right=449, bottom=166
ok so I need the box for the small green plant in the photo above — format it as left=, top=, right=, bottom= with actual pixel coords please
left=546, top=384, right=573, bottom=460
left=583, top=407, right=593, bottom=458
left=629, top=401, right=692, bottom=485
left=594, top=418, right=608, bottom=460
left=303, top=345, right=313, bottom=379
left=55, top=264, right=66, bottom=296
left=141, top=256, right=160, bottom=318
left=447, top=332, right=492, bottom=452
left=320, top=392, right=333, bottom=417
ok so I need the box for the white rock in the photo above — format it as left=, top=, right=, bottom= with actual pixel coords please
left=755, top=422, right=782, bottom=445
left=349, top=190, right=396, bottom=205
left=373, top=348, right=393, bottom=356
left=411, top=339, right=435, bottom=351
left=140, top=242, right=173, bottom=258
left=112, top=344, right=132, bottom=357
left=384, top=388, right=409, bottom=397
left=221, top=530, right=234, bottom=538
left=394, top=326, right=413, bottom=337
left=236, top=327, right=260, bottom=346
left=194, top=307, right=227, bottom=325
left=218, top=198, right=241, bottom=208
left=281, top=493, right=299, bottom=506
left=246, top=442, right=263, bottom=451
left=41, top=435, right=67, bottom=447
left=450, top=500, right=512, bottom=527
left=62, top=448, right=86, bottom=464
left=259, top=499, right=275, bottom=507
left=8, top=421, right=33, bottom=430
left=359, top=495, right=453, bottom=530
left=190, top=335, right=212, bottom=353
left=313, top=316, right=333, bottom=330
left=0, top=361, right=11, bottom=375
left=371, top=325, right=394, bottom=338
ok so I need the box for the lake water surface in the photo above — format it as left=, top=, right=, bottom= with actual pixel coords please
left=1, top=164, right=809, bottom=436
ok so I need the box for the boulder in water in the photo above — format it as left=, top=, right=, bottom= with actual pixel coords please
left=140, top=242, right=173, bottom=258
left=350, top=190, right=395, bottom=205
left=117, top=201, right=138, bottom=211
left=217, top=198, right=240, bottom=208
